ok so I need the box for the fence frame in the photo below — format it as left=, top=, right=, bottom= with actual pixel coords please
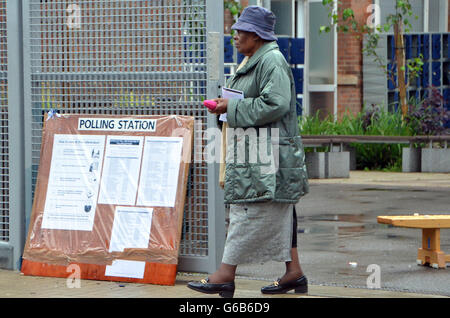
left=0, top=0, right=26, bottom=271
left=0, top=0, right=227, bottom=274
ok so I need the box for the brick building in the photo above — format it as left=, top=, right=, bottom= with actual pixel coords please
left=225, top=0, right=450, bottom=119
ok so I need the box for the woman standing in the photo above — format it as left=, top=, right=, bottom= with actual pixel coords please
left=187, top=5, right=309, bottom=298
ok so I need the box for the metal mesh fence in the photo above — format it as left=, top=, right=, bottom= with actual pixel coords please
left=27, top=0, right=209, bottom=256
left=0, top=0, right=8, bottom=243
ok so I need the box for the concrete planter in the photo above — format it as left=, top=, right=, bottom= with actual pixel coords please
left=305, top=152, right=326, bottom=179
left=402, top=147, right=422, bottom=172
left=305, top=151, right=350, bottom=178
left=325, top=152, right=350, bottom=178
left=421, top=148, right=450, bottom=172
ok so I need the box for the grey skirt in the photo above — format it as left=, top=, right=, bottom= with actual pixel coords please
left=221, top=202, right=293, bottom=265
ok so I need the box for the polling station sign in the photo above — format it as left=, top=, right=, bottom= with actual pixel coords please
left=78, top=118, right=157, bottom=132
left=22, top=114, right=194, bottom=286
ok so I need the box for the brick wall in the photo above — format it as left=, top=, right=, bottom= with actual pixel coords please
left=224, top=9, right=234, bottom=34
left=224, top=0, right=248, bottom=34
left=223, top=0, right=375, bottom=119
left=337, top=0, right=372, bottom=119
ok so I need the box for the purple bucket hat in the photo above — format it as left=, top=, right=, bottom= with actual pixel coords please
left=231, top=6, right=277, bottom=41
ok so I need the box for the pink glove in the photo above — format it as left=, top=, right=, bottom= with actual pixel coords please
left=203, top=100, right=217, bottom=111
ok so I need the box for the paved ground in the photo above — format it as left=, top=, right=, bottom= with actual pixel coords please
left=236, top=171, right=450, bottom=297
left=0, top=269, right=445, bottom=298
left=0, top=171, right=449, bottom=298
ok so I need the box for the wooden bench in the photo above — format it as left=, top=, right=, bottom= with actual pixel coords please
left=302, top=135, right=450, bottom=147
left=377, top=215, right=450, bottom=269
left=302, top=135, right=450, bottom=152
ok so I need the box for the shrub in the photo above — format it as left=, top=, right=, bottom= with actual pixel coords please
left=405, top=87, right=450, bottom=135
left=299, top=107, right=413, bottom=170
left=353, top=106, right=411, bottom=170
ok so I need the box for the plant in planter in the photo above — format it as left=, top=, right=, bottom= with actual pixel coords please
left=299, top=106, right=413, bottom=170
left=405, top=87, right=450, bottom=136
left=353, top=106, right=411, bottom=170
left=361, top=104, right=381, bottom=131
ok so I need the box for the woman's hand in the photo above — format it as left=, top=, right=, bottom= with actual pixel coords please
left=208, top=98, right=228, bottom=114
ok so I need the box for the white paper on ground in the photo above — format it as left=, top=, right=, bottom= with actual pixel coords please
left=105, top=259, right=146, bottom=279
left=98, top=135, right=144, bottom=205
left=42, top=134, right=106, bottom=231
left=108, top=206, right=153, bottom=252
left=137, top=136, right=183, bottom=207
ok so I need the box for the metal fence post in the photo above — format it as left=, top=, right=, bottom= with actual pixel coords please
left=205, top=0, right=225, bottom=274
left=6, top=0, right=25, bottom=270
left=177, top=0, right=225, bottom=274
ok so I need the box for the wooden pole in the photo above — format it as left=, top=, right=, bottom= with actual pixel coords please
left=219, top=122, right=227, bottom=189
left=394, top=21, right=408, bottom=118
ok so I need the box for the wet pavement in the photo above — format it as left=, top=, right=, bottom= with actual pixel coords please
left=0, top=268, right=445, bottom=298
left=0, top=171, right=449, bottom=298
left=235, top=171, right=450, bottom=297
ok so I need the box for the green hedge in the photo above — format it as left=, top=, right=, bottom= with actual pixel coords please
left=298, top=109, right=414, bottom=171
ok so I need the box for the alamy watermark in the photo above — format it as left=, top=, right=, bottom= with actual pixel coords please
left=366, top=264, right=381, bottom=289
left=173, top=120, right=281, bottom=175
left=66, top=264, right=81, bottom=288
left=66, top=4, right=81, bottom=29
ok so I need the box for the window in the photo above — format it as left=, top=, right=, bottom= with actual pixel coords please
left=375, top=0, right=448, bottom=33
left=306, top=0, right=337, bottom=118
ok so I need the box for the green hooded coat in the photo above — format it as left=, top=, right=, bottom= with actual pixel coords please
left=224, top=41, right=309, bottom=204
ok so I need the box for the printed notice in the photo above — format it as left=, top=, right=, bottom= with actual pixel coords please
left=98, top=136, right=144, bottom=205
left=219, top=87, right=244, bottom=122
left=105, top=259, right=146, bottom=279
left=41, top=134, right=105, bottom=231
left=108, top=206, right=153, bottom=253
left=137, top=137, right=183, bottom=207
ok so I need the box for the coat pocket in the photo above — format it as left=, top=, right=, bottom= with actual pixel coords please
left=275, top=167, right=308, bottom=201
left=274, top=136, right=309, bottom=201
left=224, top=163, right=275, bottom=203
left=276, top=136, right=305, bottom=169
